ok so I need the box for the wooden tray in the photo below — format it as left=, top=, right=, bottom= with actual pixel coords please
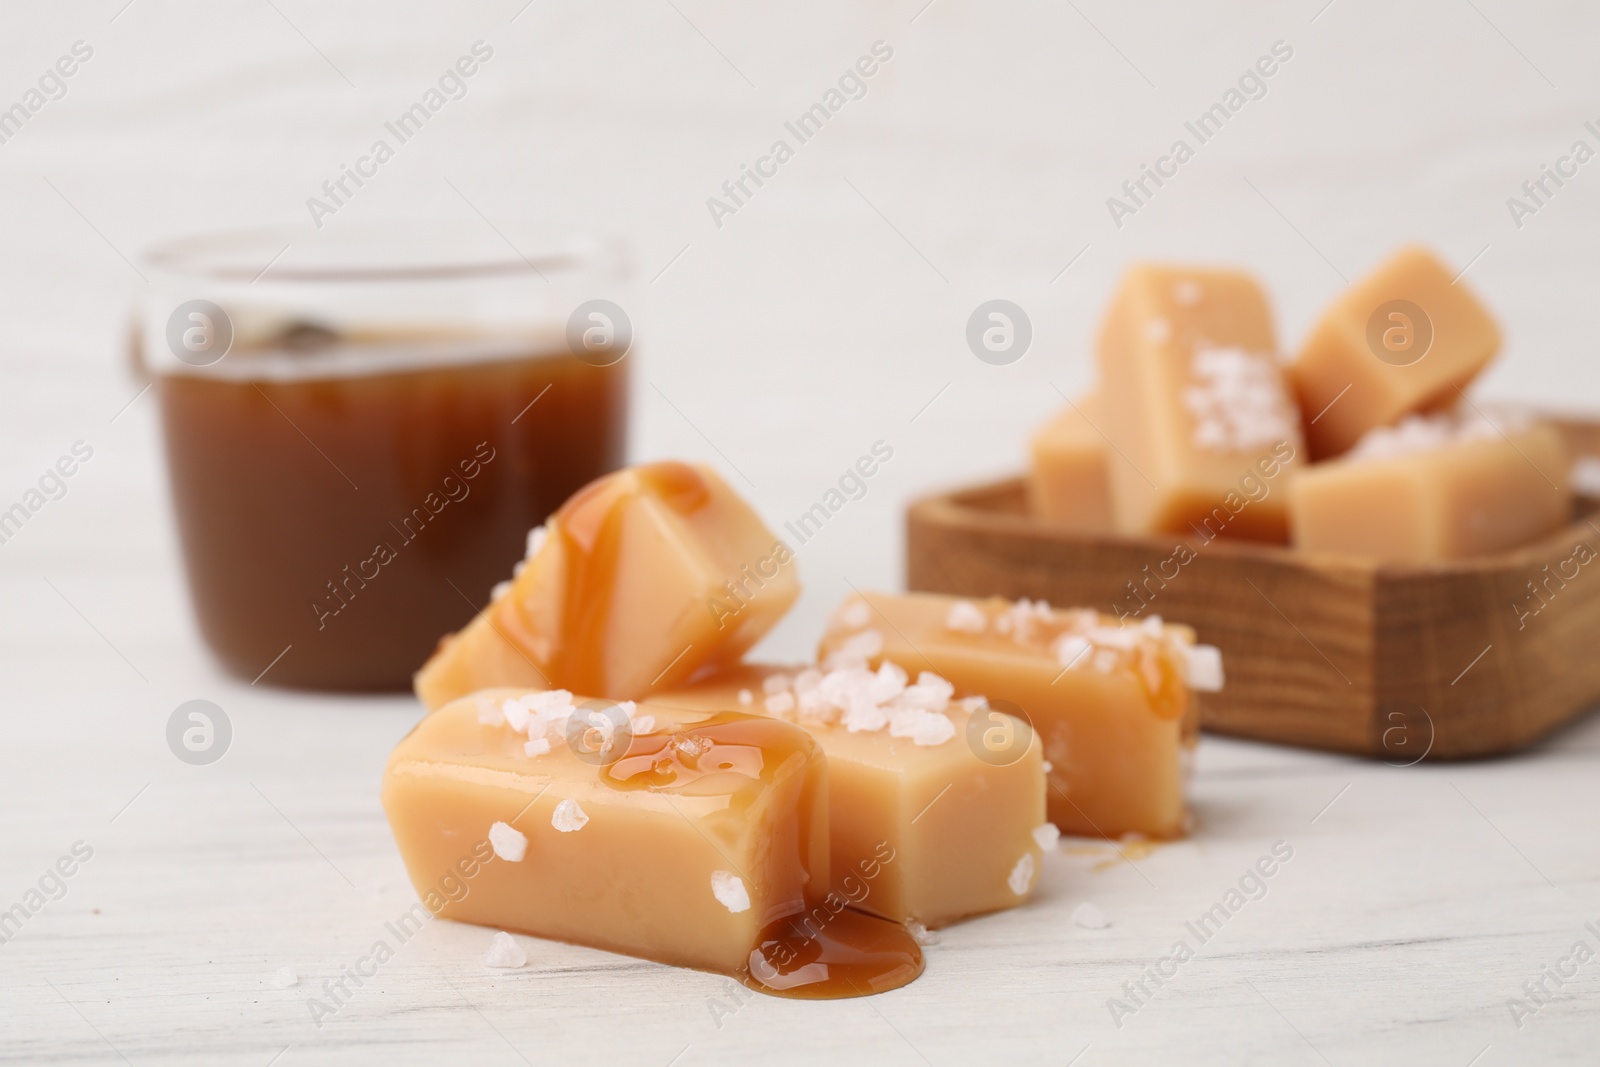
left=906, top=419, right=1600, bottom=761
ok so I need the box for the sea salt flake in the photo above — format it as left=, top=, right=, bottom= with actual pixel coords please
left=523, top=737, right=551, bottom=758
left=1073, top=901, right=1112, bottom=929
left=838, top=600, right=873, bottom=629
left=1571, top=455, right=1600, bottom=497
left=905, top=919, right=939, bottom=946
left=490, top=579, right=512, bottom=601
left=867, top=660, right=907, bottom=703
left=676, top=734, right=712, bottom=758
left=484, top=931, right=527, bottom=968
left=550, top=799, right=589, bottom=833
left=488, top=821, right=528, bottom=862
left=1008, top=853, right=1036, bottom=896
left=765, top=691, right=796, bottom=715
left=1183, top=644, right=1225, bottom=692
left=738, top=689, right=753, bottom=706
left=843, top=695, right=889, bottom=733
left=501, top=699, right=532, bottom=732
left=525, top=524, right=549, bottom=560
left=945, top=600, right=987, bottom=634
left=631, top=715, right=656, bottom=735
left=1033, top=823, right=1061, bottom=851
left=889, top=708, right=955, bottom=746
left=476, top=695, right=503, bottom=725
left=1054, top=635, right=1092, bottom=669
left=711, top=870, right=750, bottom=913
left=763, top=674, right=792, bottom=695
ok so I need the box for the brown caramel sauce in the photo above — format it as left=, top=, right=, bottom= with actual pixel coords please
left=600, top=711, right=923, bottom=998
left=159, top=347, right=625, bottom=689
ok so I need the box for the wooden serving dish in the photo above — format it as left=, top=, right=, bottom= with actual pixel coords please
left=906, top=419, right=1600, bottom=761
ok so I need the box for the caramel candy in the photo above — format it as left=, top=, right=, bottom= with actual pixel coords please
left=1289, top=413, right=1570, bottom=563
left=656, top=662, right=1047, bottom=930
left=383, top=689, right=922, bottom=997
left=1027, top=393, right=1114, bottom=532
left=415, top=462, right=799, bottom=709
left=817, top=591, right=1220, bottom=840
left=1290, top=246, right=1501, bottom=460
left=1096, top=264, right=1304, bottom=542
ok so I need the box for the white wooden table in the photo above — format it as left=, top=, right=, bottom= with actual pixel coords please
left=5, top=0, right=1600, bottom=1062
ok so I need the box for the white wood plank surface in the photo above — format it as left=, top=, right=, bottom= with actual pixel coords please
left=3, top=0, right=1600, bottom=1062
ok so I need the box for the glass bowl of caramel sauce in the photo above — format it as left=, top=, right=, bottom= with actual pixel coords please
left=133, top=228, right=631, bottom=690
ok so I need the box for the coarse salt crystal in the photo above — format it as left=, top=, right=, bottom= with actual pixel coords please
left=525, top=524, right=548, bottom=560
left=484, top=931, right=527, bottom=968
left=271, top=966, right=298, bottom=989
left=490, top=579, right=512, bottom=601
left=763, top=673, right=792, bottom=696
left=1042, top=760, right=1053, bottom=774
left=1072, top=901, right=1111, bottom=929
left=550, top=799, right=588, bottom=833
left=476, top=695, right=502, bottom=725
left=843, top=695, right=890, bottom=733
left=838, top=600, right=873, bottom=629
left=1054, top=635, right=1092, bottom=669
left=1174, top=280, right=1203, bottom=306
left=631, top=715, right=656, bottom=735
left=888, top=708, right=954, bottom=745
left=905, top=919, right=939, bottom=946
left=867, top=660, right=907, bottom=703
left=1572, top=455, right=1600, bottom=497
left=738, top=689, right=753, bottom=706
left=501, top=699, right=532, bottom=732
left=488, top=821, right=527, bottom=862
left=676, top=735, right=712, bottom=758
left=1008, top=853, right=1036, bottom=896
left=1032, top=823, right=1061, bottom=851
left=765, top=691, right=796, bottom=715
left=1184, top=644, right=1225, bottom=692
left=711, top=870, right=750, bottom=913
left=945, top=600, right=987, bottom=634
left=523, top=737, right=551, bottom=758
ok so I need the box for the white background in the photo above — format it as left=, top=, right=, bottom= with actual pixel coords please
left=2, top=1, right=1599, bottom=1064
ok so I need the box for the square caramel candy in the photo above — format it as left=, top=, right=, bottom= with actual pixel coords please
left=1290, top=246, right=1501, bottom=460
left=655, top=662, right=1047, bottom=930
left=1027, top=392, right=1114, bottom=532
left=415, top=461, right=799, bottom=709
left=1096, top=264, right=1305, bottom=542
left=1289, top=412, right=1570, bottom=563
left=383, top=689, right=922, bottom=996
left=817, top=591, right=1221, bottom=841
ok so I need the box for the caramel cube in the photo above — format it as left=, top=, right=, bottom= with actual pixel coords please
left=415, top=462, right=799, bottom=709
left=1027, top=393, right=1114, bottom=532
left=1289, top=414, right=1570, bottom=562
left=383, top=689, right=922, bottom=996
left=1096, top=264, right=1304, bottom=542
left=817, top=591, right=1219, bottom=840
left=1290, top=246, right=1501, bottom=459
left=656, top=662, right=1047, bottom=929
